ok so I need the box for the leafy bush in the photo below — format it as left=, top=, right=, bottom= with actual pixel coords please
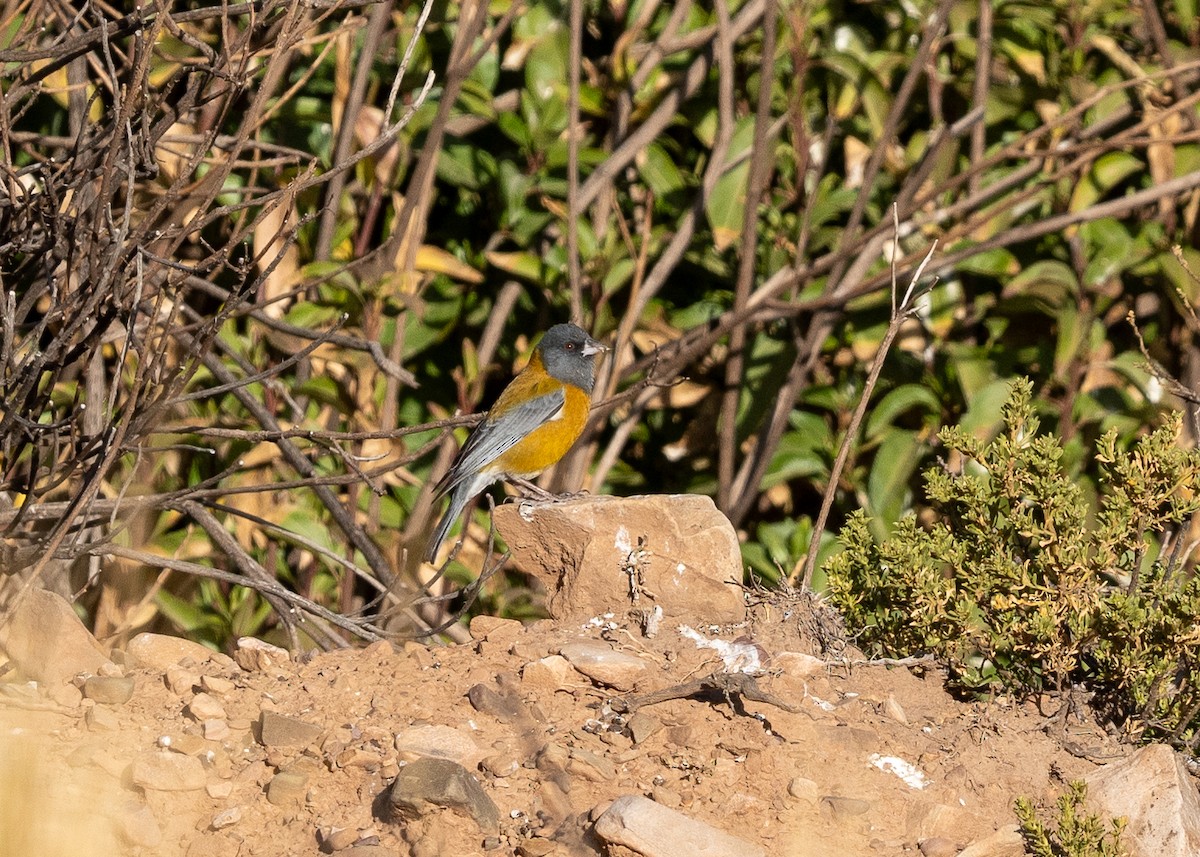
left=827, top=379, right=1200, bottom=747
left=1016, top=781, right=1127, bottom=857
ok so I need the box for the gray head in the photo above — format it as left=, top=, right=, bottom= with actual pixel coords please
left=538, top=323, right=606, bottom=392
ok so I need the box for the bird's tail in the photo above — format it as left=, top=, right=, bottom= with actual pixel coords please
left=424, top=477, right=480, bottom=563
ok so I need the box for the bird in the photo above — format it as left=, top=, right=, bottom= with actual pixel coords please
left=424, top=322, right=607, bottom=563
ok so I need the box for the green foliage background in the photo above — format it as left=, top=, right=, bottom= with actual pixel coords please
left=3, top=0, right=1200, bottom=662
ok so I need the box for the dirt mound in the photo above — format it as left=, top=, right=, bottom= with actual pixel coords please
left=0, top=589, right=1121, bottom=857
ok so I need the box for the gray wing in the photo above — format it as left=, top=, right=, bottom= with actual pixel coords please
left=434, top=387, right=565, bottom=496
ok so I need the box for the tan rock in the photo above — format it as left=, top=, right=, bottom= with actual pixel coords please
left=126, top=633, right=227, bottom=672
left=493, top=495, right=745, bottom=624
left=1085, top=744, right=1200, bottom=857
left=131, top=751, right=207, bottom=791
left=593, top=794, right=766, bottom=857
left=0, top=589, right=111, bottom=687
left=955, top=825, right=1025, bottom=857
left=559, top=640, right=648, bottom=691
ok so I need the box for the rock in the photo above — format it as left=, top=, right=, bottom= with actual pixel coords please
left=394, top=724, right=479, bottom=763
left=469, top=616, right=523, bottom=643
left=267, top=771, right=308, bottom=807
left=235, top=637, right=290, bottom=673
left=321, top=825, right=360, bottom=851
left=566, top=746, right=617, bottom=782
left=84, top=704, right=120, bottom=731
left=187, top=692, right=227, bottom=721
left=480, top=753, right=520, bottom=778
left=203, top=719, right=231, bottom=741
left=559, top=640, right=647, bottom=691
left=626, top=712, right=662, bottom=745
left=206, top=781, right=234, bottom=799
left=786, top=777, right=818, bottom=802
left=0, top=589, right=112, bottom=687
left=820, top=795, right=872, bottom=818
left=521, top=655, right=573, bottom=691
left=389, top=757, right=499, bottom=834
left=956, top=825, right=1024, bottom=857
left=259, top=710, right=323, bottom=748
left=83, top=675, right=135, bottom=704
left=467, top=682, right=536, bottom=725
left=165, top=664, right=201, bottom=695
left=775, top=651, right=826, bottom=678
left=1085, top=744, right=1200, bottom=857
left=917, top=837, right=959, bottom=857
left=126, top=633, right=228, bottom=671
left=210, top=807, right=242, bottom=830
left=593, top=794, right=766, bottom=857
left=493, top=495, right=746, bottom=624
left=118, top=801, right=163, bottom=848
left=201, top=675, right=236, bottom=694
left=131, top=752, right=207, bottom=791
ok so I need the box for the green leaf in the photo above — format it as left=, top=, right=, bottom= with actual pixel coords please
left=865, top=385, right=941, bottom=439
left=705, top=116, right=757, bottom=251
left=639, top=142, right=686, bottom=200
left=1003, top=260, right=1078, bottom=308
left=1070, top=151, right=1143, bottom=212
left=864, top=428, right=924, bottom=531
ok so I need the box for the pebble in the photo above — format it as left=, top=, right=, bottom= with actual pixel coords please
left=594, top=794, right=767, bottom=857
left=389, top=757, right=499, bottom=833
left=266, top=771, right=309, bottom=807
left=394, top=724, right=479, bottom=763
left=201, top=675, right=236, bottom=694
left=787, top=777, right=819, bottom=802
left=83, top=675, right=135, bottom=704
left=188, top=692, right=227, bottom=721
left=211, top=807, right=242, bottom=830
left=566, top=747, right=617, bottom=782
left=206, top=781, right=234, bottom=799
left=131, top=751, right=208, bottom=791
left=259, top=710, right=323, bottom=748
left=918, top=837, right=961, bottom=857
left=469, top=616, right=524, bottom=643
left=626, top=712, right=662, bottom=745
left=203, top=719, right=231, bottom=741
left=166, top=664, right=201, bottom=695
left=521, top=655, right=573, bottom=691
left=235, top=637, right=290, bottom=673
left=558, top=641, right=647, bottom=691
left=127, top=633, right=229, bottom=671
left=321, top=826, right=360, bottom=851
left=118, top=801, right=163, bottom=848
left=820, top=795, right=872, bottom=818
left=85, top=703, right=120, bottom=731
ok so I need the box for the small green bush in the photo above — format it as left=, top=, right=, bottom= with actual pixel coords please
left=1015, top=782, right=1127, bottom=857
left=827, top=378, right=1200, bottom=747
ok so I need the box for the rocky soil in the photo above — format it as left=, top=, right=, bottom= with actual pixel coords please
left=0, top=495, right=1194, bottom=857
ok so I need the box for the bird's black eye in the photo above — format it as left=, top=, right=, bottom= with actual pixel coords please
left=565, top=342, right=576, bottom=350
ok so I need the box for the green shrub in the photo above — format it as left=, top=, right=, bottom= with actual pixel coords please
left=827, top=378, right=1200, bottom=747
left=1015, top=782, right=1127, bottom=857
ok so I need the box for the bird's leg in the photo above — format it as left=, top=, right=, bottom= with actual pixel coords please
left=507, top=476, right=591, bottom=503
left=508, top=475, right=557, bottom=500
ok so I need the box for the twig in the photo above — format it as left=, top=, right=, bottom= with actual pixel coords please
left=792, top=212, right=939, bottom=588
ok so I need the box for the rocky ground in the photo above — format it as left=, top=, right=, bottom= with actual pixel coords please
left=0, top=496, right=1192, bottom=857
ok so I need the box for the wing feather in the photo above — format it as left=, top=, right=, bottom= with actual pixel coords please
left=433, top=386, right=566, bottom=496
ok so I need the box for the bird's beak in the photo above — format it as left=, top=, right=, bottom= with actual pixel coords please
left=582, top=337, right=608, bottom=356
